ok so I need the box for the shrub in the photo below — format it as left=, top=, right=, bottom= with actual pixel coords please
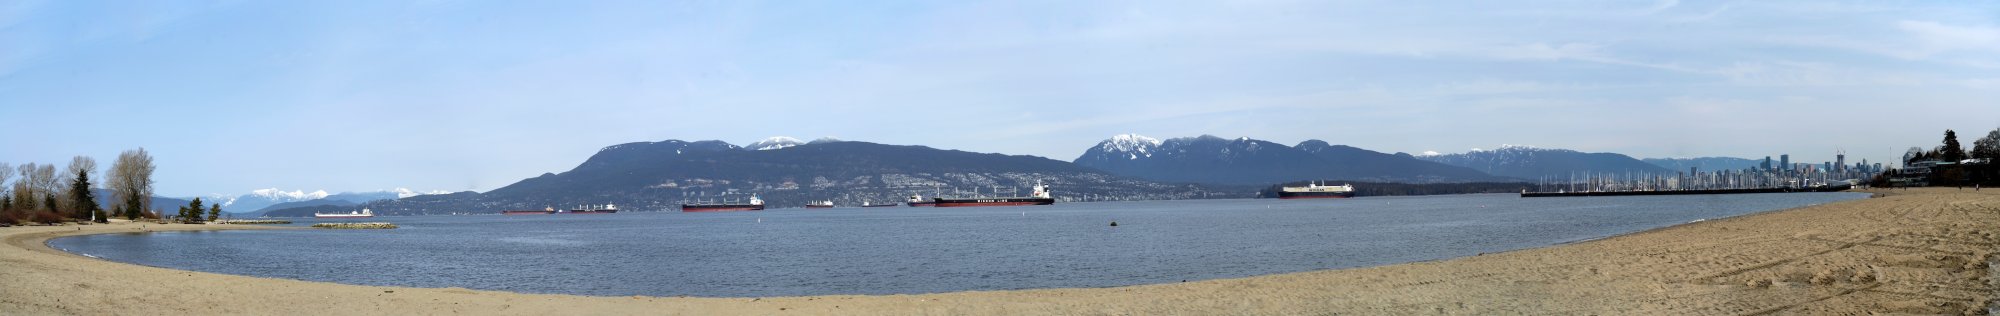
left=30, top=211, right=66, bottom=225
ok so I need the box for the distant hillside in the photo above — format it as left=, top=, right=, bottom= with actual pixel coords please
left=91, top=189, right=199, bottom=215
left=1073, top=134, right=1505, bottom=185
left=1642, top=157, right=1761, bottom=172
left=282, top=139, right=1250, bottom=216
left=1418, top=146, right=1670, bottom=179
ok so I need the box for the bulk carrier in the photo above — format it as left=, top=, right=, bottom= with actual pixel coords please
left=681, top=195, right=765, bottom=212
left=1277, top=182, right=1356, bottom=199
left=932, top=181, right=1055, bottom=207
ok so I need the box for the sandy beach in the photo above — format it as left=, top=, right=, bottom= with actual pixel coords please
left=3, top=188, right=1994, bottom=315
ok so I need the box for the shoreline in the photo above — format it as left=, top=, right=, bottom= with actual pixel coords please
left=3, top=188, right=1993, bottom=314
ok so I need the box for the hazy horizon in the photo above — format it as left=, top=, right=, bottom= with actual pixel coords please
left=5, top=1, right=1997, bottom=197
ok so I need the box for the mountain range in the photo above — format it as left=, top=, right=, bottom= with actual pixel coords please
left=1073, top=134, right=1501, bottom=185
left=254, top=135, right=1760, bottom=217
left=1415, top=145, right=1671, bottom=179
left=266, top=138, right=1247, bottom=216
left=203, top=188, right=447, bottom=214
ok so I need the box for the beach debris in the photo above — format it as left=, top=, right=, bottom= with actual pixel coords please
left=1109, top=221, right=1118, bottom=227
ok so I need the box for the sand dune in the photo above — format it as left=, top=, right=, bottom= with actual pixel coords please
left=2, top=188, right=1994, bottom=315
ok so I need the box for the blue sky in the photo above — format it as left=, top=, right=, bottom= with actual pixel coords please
left=4, top=0, right=1997, bottom=197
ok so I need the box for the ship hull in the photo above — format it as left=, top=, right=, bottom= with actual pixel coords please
left=860, top=204, right=898, bottom=208
left=313, top=214, right=374, bottom=218
left=906, top=202, right=936, bottom=207
left=1277, top=191, right=1355, bottom=199
left=804, top=205, right=834, bottom=209
left=681, top=205, right=765, bottom=212
left=562, top=210, right=618, bottom=214
left=931, top=197, right=1054, bottom=207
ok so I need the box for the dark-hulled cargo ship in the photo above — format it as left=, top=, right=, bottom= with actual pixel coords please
left=932, top=181, right=1056, bottom=207
left=681, top=195, right=766, bottom=212
left=1277, top=182, right=1356, bottom=199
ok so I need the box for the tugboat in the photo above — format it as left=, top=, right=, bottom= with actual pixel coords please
left=933, top=181, right=1056, bottom=207
left=681, top=195, right=766, bottom=212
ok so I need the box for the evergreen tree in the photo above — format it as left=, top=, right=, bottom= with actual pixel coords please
left=69, top=169, right=99, bottom=219
left=1941, top=129, right=1966, bottom=162
left=123, top=194, right=142, bottom=220
left=207, top=203, right=221, bottom=222
left=182, top=198, right=204, bottom=223
left=43, top=195, right=57, bottom=213
left=2, top=196, right=10, bottom=212
left=93, top=209, right=107, bottom=223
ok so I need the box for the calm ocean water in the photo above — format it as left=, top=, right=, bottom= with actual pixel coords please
left=52, top=193, right=1866, bottom=297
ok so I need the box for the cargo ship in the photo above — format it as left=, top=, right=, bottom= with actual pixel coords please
left=681, top=195, right=765, bottom=212
left=804, top=200, right=834, bottom=209
left=561, top=203, right=619, bottom=214
left=314, top=208, right=375, bottom=218
left=1277, top=182, right=1356, bottom=199
left=905, top=194, right=936, bottom=207
left=933, top=181, right=1055, bottom=207
left=502, top=207, right=556, bottom=215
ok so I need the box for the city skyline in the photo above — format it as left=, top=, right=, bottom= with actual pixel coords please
left=4, top=1, right=1998, bottom=196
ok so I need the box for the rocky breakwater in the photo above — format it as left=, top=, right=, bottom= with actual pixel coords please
left=310, top=222, right=397, bottom=229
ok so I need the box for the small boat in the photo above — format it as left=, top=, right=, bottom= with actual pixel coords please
left=315, top=208, right=375, bottom=218
left=860, top=201, right=898, bottom=208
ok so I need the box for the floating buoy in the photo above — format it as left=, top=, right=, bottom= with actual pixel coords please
left=1109, top=221, right=1118, bottom=227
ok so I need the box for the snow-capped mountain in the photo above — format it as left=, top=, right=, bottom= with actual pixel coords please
left=807, top=137, right=845, bottom=145
left=1074, top=134, right=1499, bottom=185
left=1417, top=145, right=1669, bottom=179
left=746, top=136, right=807, bottom=150
left=214, top=189, right=330, bottom=213
left=214, top=188, right=449, bottom=213
left=1096, top=134, right=1164, bottom=160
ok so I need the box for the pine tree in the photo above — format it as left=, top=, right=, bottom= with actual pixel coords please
left=1942, top=129, right=1966, bottom=162
left=69, top=169, right=99, bottom=220
left=43, top=195, right=57, bottom=213
left=123, top=195, right=142, bottom=220
left=182, top=198, right=203, bottom=223
left=2, top=196, right=10, bottom=212
left=207, top=203, right=221, bottom=222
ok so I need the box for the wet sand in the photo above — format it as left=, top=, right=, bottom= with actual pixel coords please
left=2, top=188, right=1994, bottom=315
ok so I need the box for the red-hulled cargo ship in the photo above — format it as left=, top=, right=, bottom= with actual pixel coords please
left=681, top=195, right=765, bottom=212
left=932, top=181, right=1056, bottom=207
left=1276, top=182, right=1355, bottom=199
